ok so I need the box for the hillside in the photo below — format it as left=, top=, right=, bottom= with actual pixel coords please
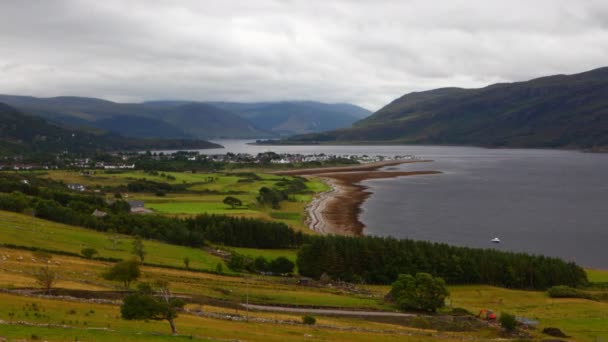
left=286, top=67, right=608, bottom=149
left=158, top=102, right=270, bottom=138
left=0, top=95, right=269, bottom=139
left=0, top=103, right=221, bottom=154
left=208, top=101, right=370, bottom=136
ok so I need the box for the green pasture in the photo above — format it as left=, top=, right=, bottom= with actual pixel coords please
left=0, top=210, right=226, bottom=272
left=32, top=170, right=327, bottom=230
left=449, top=285, right=608, bottom=342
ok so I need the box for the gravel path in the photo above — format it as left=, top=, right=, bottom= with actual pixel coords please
left=242, top=304, right=417, bottom=317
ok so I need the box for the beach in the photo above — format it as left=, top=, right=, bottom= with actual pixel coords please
left=274, top=160, right=440, bottom=235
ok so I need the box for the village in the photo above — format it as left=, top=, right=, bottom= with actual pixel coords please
left=0, top=151, right=419, bottom=171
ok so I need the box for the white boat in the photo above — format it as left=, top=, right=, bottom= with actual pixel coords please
left=491, top=237, right=501, bottom=243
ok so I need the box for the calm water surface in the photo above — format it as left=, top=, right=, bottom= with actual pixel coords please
left=198, top=140, right=608, bottom=268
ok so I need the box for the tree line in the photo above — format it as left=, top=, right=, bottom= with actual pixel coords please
left=296, top=235, right=587, bottom=290
left=0, top=177, right=303, bottom=249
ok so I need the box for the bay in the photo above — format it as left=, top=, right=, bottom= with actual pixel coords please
left=198, top=140, right=608, bottom=268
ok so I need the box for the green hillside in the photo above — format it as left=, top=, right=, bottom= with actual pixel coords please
left=286, top=67, right=608, bottom=149
left=0, top=95, right=269, bottom=139
left=0, top=103, right=221, bottom=154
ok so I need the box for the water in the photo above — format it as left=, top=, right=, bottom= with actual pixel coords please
left=197, top=140, right=608, bottom=268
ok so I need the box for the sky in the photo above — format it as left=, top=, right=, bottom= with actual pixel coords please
left=1, top=0, right=607, bottom=111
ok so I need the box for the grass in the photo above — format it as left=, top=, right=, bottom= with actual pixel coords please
left=0, top=210, right=227, bottom=272
left=586, top=268, right=608, bottom=283
left=0, top=211, right=387, bottom=310
left=30, top=170, right=328, bottom=231
left=227, top=247, right=298, bottom=262
left=0, top=292, right=461, bottom=342
left=448, top=285, right=608, bottom=342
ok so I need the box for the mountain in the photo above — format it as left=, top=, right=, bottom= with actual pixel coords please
left=0, top=95, right=370, bottom=139
left=0, top=103, right=221, bottom=155
left=209, top=101, right=371, bottom=136
left=0, top=95, right=268, bottom=139
left=94, top=115, right=189, bottom=139
left=156, top=103, right=270, bottom=138
left=285, top=67, right=608, bottom=149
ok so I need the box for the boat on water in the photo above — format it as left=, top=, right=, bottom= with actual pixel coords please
left=491, top=237, right=501, bottom=243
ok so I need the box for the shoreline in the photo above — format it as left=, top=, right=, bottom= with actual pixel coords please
left=276, top=160, right=441, bottom=236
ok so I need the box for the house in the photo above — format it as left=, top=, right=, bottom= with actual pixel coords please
left=127, top=200, right=145, bottom=209
left=298, top=277, right=313, bottom=286
left=130, top=207, right=153, bottom=215
left=91, top=209, right=107, bottom=218
left=67, top=184, right=86, bottom=192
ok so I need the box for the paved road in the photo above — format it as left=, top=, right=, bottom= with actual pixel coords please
left=242, top=304, right=416, bottom=317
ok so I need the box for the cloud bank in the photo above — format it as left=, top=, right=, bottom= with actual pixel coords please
left=1, top=0, right=607, bottom=110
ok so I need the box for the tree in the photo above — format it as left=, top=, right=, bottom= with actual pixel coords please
left=499, top=312, right=517, bottom=332
left=302, top=315, right=316, bottom=325
left=121, top=280, right=186, bottom=335
left=34, top=266, right=57, bottom=294
left=390, top=273, right=449, bottom=312
left=81, top=247, right=98, bottom=259
left=253, top=256, right=269, bottom=272
left=183, top=257, right=190, bottom=270
left=31, top=251, right=57, bottom=294
left=132, top=236, right=146, bottom=264
left=222, top=196, right=242, bottom=209
left=103, top=259, right=141, bottom=289
left=269, top=257, right=295, bottom=275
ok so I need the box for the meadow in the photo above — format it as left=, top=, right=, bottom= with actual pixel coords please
left=35, top=169, right=329, bottom=230
left=2, top=169, right=607, bottom=341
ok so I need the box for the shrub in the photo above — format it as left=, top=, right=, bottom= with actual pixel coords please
left=499, top=312, right=517, bottom=331
left=390, top=273, right=449, bottom=312
left=547, top=285, right=597, bottom=300
left=302, top=315, right=316, bottom=325
left=542, top=327, right=569, bottom=338
left=81, top=247, right=98, bottom=259
left=269, top=256, right=295, bottom=275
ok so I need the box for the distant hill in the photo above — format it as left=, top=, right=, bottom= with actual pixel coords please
left=0, top=103, right=221, bottom=155
left=286, top=67, right=608, bottom=149
left=0, top=95, right=269, bottom=139
left=209, top=101, right=371, bottom=136
left=156, top=103, right=270, bottom=139
left=0, top=95, right=370, bottom=139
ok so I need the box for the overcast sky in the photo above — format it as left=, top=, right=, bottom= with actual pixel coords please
left=1, top=0, right=607, bottom=111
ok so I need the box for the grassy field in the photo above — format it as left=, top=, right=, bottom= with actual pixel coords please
left=31, top=169, right=328, bottom=231
left=0, top=210, right=227, bottom=273
left=449, top=285, right=608, bottom=342
left=2, top=169, right=606, bottom=341
left=587, top=268, right=608, bottom=283
left=0, top=292, right=469, bottom=342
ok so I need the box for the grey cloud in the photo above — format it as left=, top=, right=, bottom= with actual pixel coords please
left=1, top=0, right=607, bottom=111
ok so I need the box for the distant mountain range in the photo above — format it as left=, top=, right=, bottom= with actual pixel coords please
left=208, top=101, right=370, bottom=136
left=0, top=95, right=370, bottom=139
left=285, top=67, right=608, bottom=150
left=0, top=103, right=221, bottom=155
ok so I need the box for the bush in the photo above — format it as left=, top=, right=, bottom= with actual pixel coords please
left=302, top=315, right=316, bottom=325
left=499, top=312, right=517, bottom=331
left=390, top=273, right=449, bottom=312
left=81, top=247, right=98, bottom=259
left=269, top=256, right=295, bottom=275
left=547, top=285, right=597, bottom=300
left=542, top=327, right=569, bottom=338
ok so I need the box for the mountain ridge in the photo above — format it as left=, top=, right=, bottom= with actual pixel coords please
left=285, top=67, right=608, bottom=149
left=0, top=95, right=369, bottom=139
left=0, top=102, right=221, bottom=155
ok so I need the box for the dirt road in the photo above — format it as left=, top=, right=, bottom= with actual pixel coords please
left=242, top=304, right=417, bottom=317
